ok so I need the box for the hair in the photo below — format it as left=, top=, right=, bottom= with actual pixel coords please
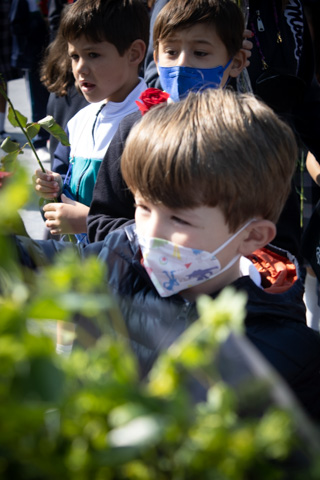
left=153, top=0, right=244, bottom=59
left=59, top=0, right=149, bottom=56
left=40, top=8, right=74, bottom=96
left=40, top=0, right=149, bottom=95
left=121, top=88, right=298, bottom=232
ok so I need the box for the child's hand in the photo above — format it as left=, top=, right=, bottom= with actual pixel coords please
left=33, top=168, right=63, bottom=199
left=242, top=29, right=253, bottom=68
left=42, top=194, right=89, bottom=235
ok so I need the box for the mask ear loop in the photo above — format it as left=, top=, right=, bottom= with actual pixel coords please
left=195, top=58, right=233, bottom=90
left=212, top=218, right=256, bottom=256
left=222, top=58, right=233, bottom=88
left=209, top=219, right=256, bottom=277
left=222, top=58, right=233, bottom=71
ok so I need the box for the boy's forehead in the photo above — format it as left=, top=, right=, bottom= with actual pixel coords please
left=159, top=22, right=220, bottom=46
left=67, top=36, right=112, bottom=51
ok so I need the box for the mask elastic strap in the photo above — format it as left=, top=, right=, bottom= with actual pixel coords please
left=217, top=252, right=241, bottom=276
left=222, top=58, right=233, bottom=88
left=223, top=58, right=233, bottom=72
left=212, top=219, right=255, bottom=256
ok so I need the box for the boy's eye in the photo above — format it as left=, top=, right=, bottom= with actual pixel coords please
left=89, top=52, right=99, bottom=59
left=172, top=216, right=191, bottom=226
left=134, top=203, right=150, bottom=213
left=164, top=48, right=178, bottom=56
left=194, top=51, right=208, bottom=57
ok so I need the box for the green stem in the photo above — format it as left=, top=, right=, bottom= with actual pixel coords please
left=0, top=81, right=46, bottom=173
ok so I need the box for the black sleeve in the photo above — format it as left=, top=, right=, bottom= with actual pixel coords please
left=14, top=235, right=79, bottom=269
left=290, top=11, right=320, bottom=161
left=14, top=234, right=106, bottom=269
left=293, top=75, right=320, bottom=161
left=87, top=111, right=142, bottom=243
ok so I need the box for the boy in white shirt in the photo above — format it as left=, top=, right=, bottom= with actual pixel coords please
left=33, top=0, right=149, bottom=238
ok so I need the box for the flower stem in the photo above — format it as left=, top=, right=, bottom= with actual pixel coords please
left=0, top=79, right=46, bottom=173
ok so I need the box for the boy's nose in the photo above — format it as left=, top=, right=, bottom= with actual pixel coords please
left=75, top=58, right=89, bottom=75
left=176, top=51, right=189, bottom=68
left=148, top=214, right=167, bottom=240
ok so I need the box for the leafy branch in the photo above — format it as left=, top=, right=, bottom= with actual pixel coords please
left=0, top=75, right=75, bottom=241
left=0, top=74, right=69, bottom=173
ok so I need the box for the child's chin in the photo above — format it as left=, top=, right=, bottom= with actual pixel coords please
left=81, top=88, right=101, bottom=102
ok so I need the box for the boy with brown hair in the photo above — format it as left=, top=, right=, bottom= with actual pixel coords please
left=15, top=88, right=320, bottom=421
left=87, top=0, right=248, bottom=241
left=33, top=0, right=149, bottom=239
left=152, top=0, right=246, bottom=101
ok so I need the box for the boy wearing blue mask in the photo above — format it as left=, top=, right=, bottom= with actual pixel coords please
left=14, top=88, right=320, bottom=421
left=153, top=0, right=246, bottom=101
left=87, top=0, right=248, bottom=241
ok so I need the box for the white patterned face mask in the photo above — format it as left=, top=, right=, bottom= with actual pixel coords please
left=137, top=220, right=253, bottom=297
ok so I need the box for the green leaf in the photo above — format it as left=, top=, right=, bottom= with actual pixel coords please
left=1, top=151, right=21, bottom=171
left=27, top=297, right=69, bottom=321
left=13, top=355, right=65, bottom=403
left=0, top=137, right=21, bottom=153
left=26, top=123, right=41, bottom=140
left=7, top=106, right=27, bottom=128
left=0, top=166, right=31, bottom=216
left=38, top=116, right=70, bottom=146
left=2, top=211, right=30, bottom=236
left=29, top=357, right=65, bottom=402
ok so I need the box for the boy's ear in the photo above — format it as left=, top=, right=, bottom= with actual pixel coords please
left=238, top=219, right=277, bottom=256
left=128, top=39, right=146, bottom=66
left=228, top=50, right=247, bottom=78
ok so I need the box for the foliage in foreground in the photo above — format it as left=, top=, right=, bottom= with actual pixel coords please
left=0, top=167, right=319, bottom=479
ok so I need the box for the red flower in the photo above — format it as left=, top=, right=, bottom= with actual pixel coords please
left=0, top=171, right=12, bottom=188
left=136, top=88, right=170, bottom=115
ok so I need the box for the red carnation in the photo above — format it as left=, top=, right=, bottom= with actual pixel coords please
left=136, top=88, right=170, bottom=115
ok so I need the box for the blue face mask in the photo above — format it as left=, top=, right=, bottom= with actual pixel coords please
left=158, top=60, right=232, bottom=102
